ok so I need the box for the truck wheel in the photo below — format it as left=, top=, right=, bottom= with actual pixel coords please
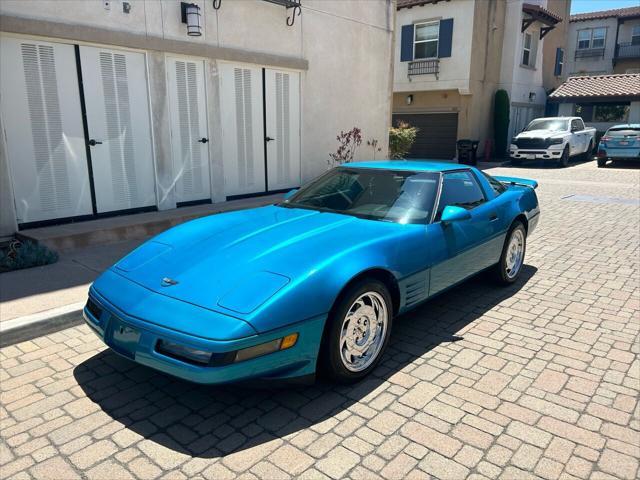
left=597, top=157, right=607, bottom=168
left=511, top=157, right=521, bottom=166
left=559, top=146, right=569, bottom=167
left=583, top=141, right=594, bottom=161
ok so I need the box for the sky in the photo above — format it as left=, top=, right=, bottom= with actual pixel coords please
left=570, top=0, right=640, bottom=14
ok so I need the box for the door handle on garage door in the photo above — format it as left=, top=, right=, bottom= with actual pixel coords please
left=88, top=139, right=102, bottom=147
left=198, top=138, right=209, bottom=144
left=265, top=136, right=275, bottom=142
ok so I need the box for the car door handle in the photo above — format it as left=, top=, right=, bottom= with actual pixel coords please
left=489, top=213, right=499, bottom=221
left=88, top=139, right=102, bottom=147
left=198, top=138, right=209, bottom=144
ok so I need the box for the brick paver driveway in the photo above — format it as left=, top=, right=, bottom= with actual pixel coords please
left=1, top=161, right=639, bottom=480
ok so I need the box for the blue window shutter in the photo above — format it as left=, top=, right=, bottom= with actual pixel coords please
left=400, top=24, right=414, bottom=62
left=554, top=47, right=564, bottom=76
left=438, top=18, right=454, bottom=58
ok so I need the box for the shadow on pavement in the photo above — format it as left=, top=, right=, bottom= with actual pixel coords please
left=74, top=265, right=537, bottom=459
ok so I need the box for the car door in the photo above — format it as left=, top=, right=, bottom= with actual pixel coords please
left=428, top=170, right=499, bottom=296
left=571, top=118, right=588, bottom=154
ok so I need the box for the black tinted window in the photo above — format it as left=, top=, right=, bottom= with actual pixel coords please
left=481, top=171, right=507, bottom=196
left=436, top=171, right=486, bottom=219
left=283, top=168, right=439, bottom=224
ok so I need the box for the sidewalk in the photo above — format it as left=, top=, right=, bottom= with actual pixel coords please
left=0, top=194, right=283, bottom=338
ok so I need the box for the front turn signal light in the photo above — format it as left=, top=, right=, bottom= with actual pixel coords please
left=280, top=333, right=298, bottom=350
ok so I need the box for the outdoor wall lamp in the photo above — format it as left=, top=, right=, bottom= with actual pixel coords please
left=181, top=2, right=202, bottom=36
left=529, top=92, right=536, bottom=102
left=406, top=94, right=413, bottom=105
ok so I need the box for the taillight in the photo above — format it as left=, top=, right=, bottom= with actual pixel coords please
left=600, top=136, right=611, bottom=142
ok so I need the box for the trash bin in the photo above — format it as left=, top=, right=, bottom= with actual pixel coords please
left=457, top=139, right=479, bottom=165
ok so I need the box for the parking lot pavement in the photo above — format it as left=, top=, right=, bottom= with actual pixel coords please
left=1, top=161, right=639, bottom=480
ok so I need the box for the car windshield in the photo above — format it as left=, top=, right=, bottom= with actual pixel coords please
left=525, top=119, right=569, bottom=132
left=280, top=167, right=439, bottom=224
left=607, top=127, right=639, bottom=137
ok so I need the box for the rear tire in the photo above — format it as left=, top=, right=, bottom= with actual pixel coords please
left=597, top=157, right=607, bottom=168
left=493, top=221, right=527, bottom=285
left=321, top=279, right=393, bottom=384
left=583, top=141, right=594, bottom=161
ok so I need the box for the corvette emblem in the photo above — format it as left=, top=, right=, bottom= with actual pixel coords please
left=161, top=277, right=179, bottom=287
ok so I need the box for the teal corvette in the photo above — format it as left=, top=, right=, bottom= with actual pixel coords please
left=84, top=161, right=539, bottom=384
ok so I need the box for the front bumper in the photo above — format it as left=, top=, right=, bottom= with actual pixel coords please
left=509, top=146, right=564, bottom=160
left=84, top=288, right=325, bottom=385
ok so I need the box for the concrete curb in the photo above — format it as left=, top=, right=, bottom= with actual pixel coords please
left=0, top=302, right=85, bottom=347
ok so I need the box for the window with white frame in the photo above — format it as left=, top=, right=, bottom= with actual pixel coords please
left=522, top=32, right=537, bottom=67
left=414, top=21, right=439, bottom=59
left=632, top=25, right=640, bottom=46
left=577, top=27, right=606, bottom=49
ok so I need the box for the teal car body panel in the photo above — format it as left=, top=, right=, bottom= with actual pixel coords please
left=85, top=161, right=539, bottom=384
left=597, top=124, right=640, bottom=160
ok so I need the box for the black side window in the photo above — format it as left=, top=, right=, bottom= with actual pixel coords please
left=571, top=119, right=583, bottom=131
left=481, top=171, right=507, bottom=196
left=436, top=171, right=486, bottom=220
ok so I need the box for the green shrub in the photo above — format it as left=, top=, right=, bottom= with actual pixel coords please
left=0, top=239, right=58, bottom=273
left=494, top=89, right=510, bottom=158
left=389, top=121, right=418, bottom=159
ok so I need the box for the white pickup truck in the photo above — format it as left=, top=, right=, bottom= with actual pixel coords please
left=509, top=117, right=596, bottom=167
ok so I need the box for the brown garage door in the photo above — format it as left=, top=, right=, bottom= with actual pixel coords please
left=392, top=113, right=458, bottom=160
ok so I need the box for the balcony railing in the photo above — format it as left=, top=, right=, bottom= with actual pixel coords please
left=615, top=42, right=640, bottom=59
left=408, top=59, right=439, bottom=77
left=574, top=48, right=605, bottom=60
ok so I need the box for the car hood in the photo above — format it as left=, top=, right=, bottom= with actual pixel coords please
left=516, top=129, right=566, bottom=139
left=112, top=205, right=395, bottom=317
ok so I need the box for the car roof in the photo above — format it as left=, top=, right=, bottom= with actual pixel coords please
left=608, top=124, right=640, bottom=129
left=341, top=160, right=467, bottom=172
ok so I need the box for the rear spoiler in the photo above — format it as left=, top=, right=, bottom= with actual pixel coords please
left=493, top=176, right=538, bottom=189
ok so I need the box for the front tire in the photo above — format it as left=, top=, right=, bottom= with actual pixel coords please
left=493, top=222, right=527, bottom=285
left=321, top=279, right=393, bottom=383
left=559, top=146, right=570, bottom=167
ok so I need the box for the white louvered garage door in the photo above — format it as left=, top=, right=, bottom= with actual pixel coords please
left=167, top=57, right=211, bottom=204
left=265, top=69, right=301, bottom=191
left=219, top=63, right=265, bottom=196
left=0, top=36, right=93, bottom=224
left=79, top=46, right=156, bottom=214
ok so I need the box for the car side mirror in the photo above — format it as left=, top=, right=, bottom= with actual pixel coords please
left=441, top=205, right=471, bottom=225
left=283, top=188, right=298, bottom=200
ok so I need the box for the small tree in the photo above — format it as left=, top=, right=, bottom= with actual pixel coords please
left=389, top=121, right=418, bottom=159
left=494, top=89, right=510, bottom=158
left=328, top=127, right=363, bottom=167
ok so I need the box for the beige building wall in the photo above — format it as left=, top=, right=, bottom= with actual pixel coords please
left=0, top=0, right=394, bottom=234
left=542, top=0, right=571, bottom=91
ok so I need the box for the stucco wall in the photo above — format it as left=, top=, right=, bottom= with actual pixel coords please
left=0, top=0, right=394, bottom=233
left=565, top=17, right=618, bottom=76
left=542, top=0, right=570, bottom=91
left=617, top=18, right=640, bottom=44
left=393, top=0, right=475, bottom=94
left=498, top=0, right=547, bottom=109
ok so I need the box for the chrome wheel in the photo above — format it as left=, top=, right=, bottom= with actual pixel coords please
left=505, top=228, right=525, bottom=279
left=339, top=292, right=388, bottom=372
